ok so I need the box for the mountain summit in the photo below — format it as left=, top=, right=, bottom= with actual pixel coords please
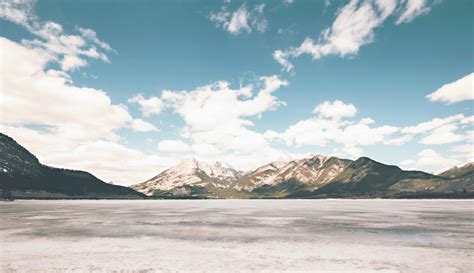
left=131, top=158, right=243, bottom=196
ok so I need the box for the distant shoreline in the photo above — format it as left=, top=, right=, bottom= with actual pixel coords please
left=3, top=195, right=473, bottom=201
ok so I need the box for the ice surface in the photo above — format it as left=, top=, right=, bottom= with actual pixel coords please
left=0, top=199, right=473, bottom=272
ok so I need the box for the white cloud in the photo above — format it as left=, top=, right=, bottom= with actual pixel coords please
left=77, top=27, right=113, bottom=52
left=461, top=115, right=474, bottom=125
left=273, top=50, right=295, bottom=74
left=263, top=102, right=473, bottom=163
left=360, top=117, right=375, bottom=125
left=420, top=124, right=466, bottom=145
left=0, top=38, right=148, bottom=140
left=0, top=0, right=35, bottom=28
left=283, top=0, right=295, bottom=6
left=158, top=140, right=191, bottom=154
left=209, top=3, right=267, bottom=35
left=128, top=94, right=164, bottom=117
left=400, top=149, right=460, bottom=171
left=147, top=75, right=289, bottom=170
left=130, top=119, right=159, bottom=132
left=451, top=143, right=474, bottom=164
left=426, top=73, right=474, bottom=104
left=0, top=0, right=113, bottom=71
left=228, top=5, right=251, bottom=34
left=0, top=37, right=159, bottom=185
left=61, top=55, right=87, bottom=71
left=395, top=114, right=473, bottom=146
left=313, top=100, right=357, bottom=119
left=383, top=134, right=413, bottom=145
left=338, top=123, right=399, bottom=147
left=331, top=146, right=364, bottom=159
left=160, top=76, right=287, bottom=132
left=401, top=114, right=465, bottom=134
left=265, top=100, right=399, bottom=153
left=396, top=0, right=433, bottom=24
left=274, top=0, right=436, bottom=72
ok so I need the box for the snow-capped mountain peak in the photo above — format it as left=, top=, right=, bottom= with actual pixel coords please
left=131, top=158, right=242, bottom=195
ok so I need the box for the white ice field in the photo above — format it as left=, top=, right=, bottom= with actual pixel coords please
left=1, top=199, right=473, bottom=272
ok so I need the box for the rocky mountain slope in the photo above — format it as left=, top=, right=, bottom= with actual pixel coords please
left=132, top=158, right=243, bottom=196
left=438, top=162, right=474, bottom=179
left=233, top=155, right=352, bottom=191
left=0, top=133, right=144, bottom=199
left=387, top=162, right=474, bottom=195
left=133, top=154, right=473, bottom=199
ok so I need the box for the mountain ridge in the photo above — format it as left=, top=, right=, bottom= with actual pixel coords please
left=132, top=154, right=473, bottom=199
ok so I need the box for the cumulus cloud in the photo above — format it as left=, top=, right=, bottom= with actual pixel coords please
left=264, top=101, right=473, bottom=163
left=426, top=73, right=474, bottom=104
left=419, top=124, right=466, bottom=145
left=313, top=100, right=357, bottom=119
left=274, top=0, right=436, bottom=72
left=128, top=94, right=164, bottom=117
left=1, top=38, right=157, bottom=137
left=158, top=140, right=192, bottom=154
left=381, top=113, right=474, bottom=148
left=130, top=119, right=159, bottom=132
left=400, top=149, right=460, bottom=172
left=209, top=3, right=267, bottom=35
left=128, top=76, right=288, bottom=170
left=159, top=76, right=287, bottom=132
left=0, top=37, right=160, bottom=185
left=0, top=0, right=113, bottom=71
left=264, top=100, right=399, bottom=156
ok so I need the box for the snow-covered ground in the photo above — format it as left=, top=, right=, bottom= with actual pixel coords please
left=1, top=199, right=473, bottom=272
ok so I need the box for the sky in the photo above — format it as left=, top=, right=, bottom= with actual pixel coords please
left=0, top=0, right=473, bottom=186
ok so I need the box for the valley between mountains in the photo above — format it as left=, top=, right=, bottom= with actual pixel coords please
left=1, top=132, right=473, bottom=199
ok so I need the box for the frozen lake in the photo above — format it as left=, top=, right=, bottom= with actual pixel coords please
left=1, top=200, right=473, bottom=272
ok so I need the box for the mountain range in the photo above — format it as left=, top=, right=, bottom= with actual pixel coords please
left=132, top=154, right=473, bottom=199
left=1, top=132, right=472, bottom=199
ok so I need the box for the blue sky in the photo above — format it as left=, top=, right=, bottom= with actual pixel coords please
left=1, top=0, right=472, bottom=185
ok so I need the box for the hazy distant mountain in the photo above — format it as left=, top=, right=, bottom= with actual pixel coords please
left=134, top=154, right=473, bottom=199
left=131, top=158, right=243, bottom=196
left=0, top=133, right=144, bottom=199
